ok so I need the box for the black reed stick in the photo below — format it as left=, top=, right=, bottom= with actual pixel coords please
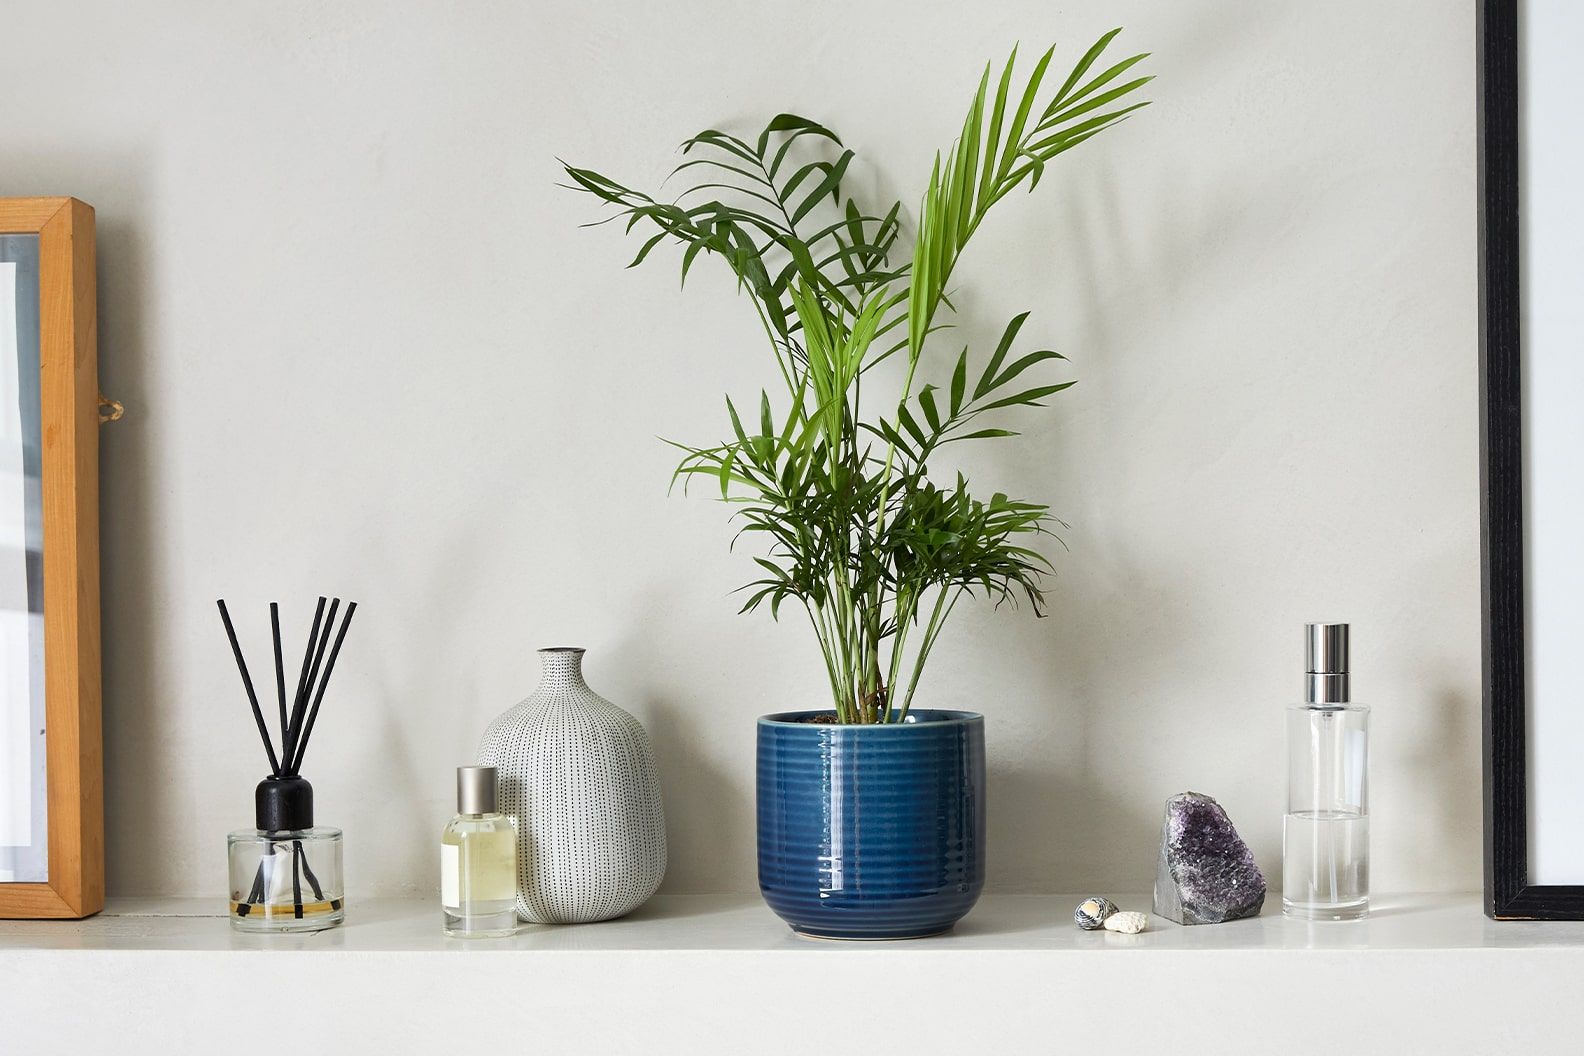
left=244, top=863, right=264, bottom=911
left=270, top=602, right=288, bottom=749
left=282, top=597, right=326, bottom=768
left=294, top=840, right=326, bottom=900
left=291, top=840, right=340, bottom=909
left=292, top=844, right=304, bottom=919
left=217, top=600, right=281, bottom=775
left=301, top=598, right=340, bottom=717
left=288, top=601, right=356, bottom=774
left=286, top=598, right=338, bottom=767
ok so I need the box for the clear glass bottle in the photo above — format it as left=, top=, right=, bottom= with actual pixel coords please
left=229, top=775, right=344, bottom=932
left=1284, top=623, right=1370, bottom=921
left=442, top=766, right=519, bottom=938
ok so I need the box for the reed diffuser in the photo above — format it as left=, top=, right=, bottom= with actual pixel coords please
left=219, top=596, right=357, bottom=933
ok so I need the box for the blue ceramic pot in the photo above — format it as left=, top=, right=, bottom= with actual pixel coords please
left=756, top=709, right=985, bottom=939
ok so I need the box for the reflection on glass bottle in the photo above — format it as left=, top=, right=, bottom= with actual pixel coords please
left=1284, top=623, right=1370, bottom=921
left=442, top=766, right=519, bottom=938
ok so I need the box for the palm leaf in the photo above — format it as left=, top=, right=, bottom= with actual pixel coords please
left=564, top=31, right=1151, bottom=723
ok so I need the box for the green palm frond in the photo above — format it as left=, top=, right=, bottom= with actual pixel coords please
left=565, top=31, right=1151, bottom=722
left=906, top=31, right=1152, bottom=369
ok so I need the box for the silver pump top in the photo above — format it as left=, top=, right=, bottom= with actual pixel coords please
left=1305, top=623, right=1351, bottom=704
left=456, top=765, right=499, bottom=815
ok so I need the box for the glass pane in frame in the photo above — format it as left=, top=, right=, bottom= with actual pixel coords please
left=1520, top=2, right=1584, bottom=886
left=0, top=232, right=46, bottom=884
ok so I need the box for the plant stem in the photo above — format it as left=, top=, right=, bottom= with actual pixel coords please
left=897, top=587, right=962, bottom=723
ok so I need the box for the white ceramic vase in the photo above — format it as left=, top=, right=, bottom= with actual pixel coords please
left=478, top=647, right=667, bottom=923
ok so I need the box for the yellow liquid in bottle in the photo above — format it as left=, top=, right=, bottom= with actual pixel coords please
left=441, top=813, right=518, bottom=937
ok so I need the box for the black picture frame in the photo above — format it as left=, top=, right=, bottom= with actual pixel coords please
left=1480, top=0, right=1584, bottom=920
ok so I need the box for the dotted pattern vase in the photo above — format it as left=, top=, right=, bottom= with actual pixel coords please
left=478, top=648, right=666, bottom=923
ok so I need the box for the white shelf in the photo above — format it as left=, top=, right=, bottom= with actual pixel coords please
left=2, top=894, right=1580, bottom=1053
left=2, top=891, right=1578, bottom=951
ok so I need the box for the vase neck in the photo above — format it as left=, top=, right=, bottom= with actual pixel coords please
left=538, top=647, right=586, bottom=686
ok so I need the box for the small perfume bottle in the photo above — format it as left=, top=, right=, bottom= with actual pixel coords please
left=1283, top=623, right=1370, bottom=921
left=442, top=766, right=519, bottom=938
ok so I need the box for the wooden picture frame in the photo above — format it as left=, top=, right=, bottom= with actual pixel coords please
left=1480, top=0, right=1584, bottom=920
left=0, top=197, right=103, bottom=918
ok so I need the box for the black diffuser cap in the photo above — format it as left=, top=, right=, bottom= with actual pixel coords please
left=255, top=774, right=314, bottom=833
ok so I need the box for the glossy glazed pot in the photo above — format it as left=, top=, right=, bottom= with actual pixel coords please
left=756, top=709, right=985, bottom=939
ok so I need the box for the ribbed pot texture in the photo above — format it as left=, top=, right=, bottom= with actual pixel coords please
left=757, top=709, right=985, bottom=939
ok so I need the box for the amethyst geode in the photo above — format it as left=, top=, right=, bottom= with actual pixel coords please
left=1152, top=791, right=1266, bottom=925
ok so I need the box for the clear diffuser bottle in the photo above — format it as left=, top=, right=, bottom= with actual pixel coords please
left=442, top=766, right=519, bottom=938
left=219, top=597, right=356, bottom=934
left=229, top=775, right=345, bottom=933
left=1283, top=623, right=1370, bottom=920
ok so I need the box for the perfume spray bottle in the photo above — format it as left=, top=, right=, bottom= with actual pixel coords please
left=442, top=766, right=519, bottom=938
left=1283, top=623, right=1370, bottom=921
left=219, top=597, right=357, bottom=933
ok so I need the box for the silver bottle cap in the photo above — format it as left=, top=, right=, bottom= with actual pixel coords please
left=457, top=765, right=498, bottom=815
left=1305, top=623, right=1350, bottom=704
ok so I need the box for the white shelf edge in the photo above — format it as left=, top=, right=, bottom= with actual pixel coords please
left=4, top=893, right=1582, bottom=1053
left=6, top=891, right=1584, bottom=955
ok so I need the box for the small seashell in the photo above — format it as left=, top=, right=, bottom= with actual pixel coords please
left=1074, top=896, right=1119, bottom=930
left=1103, top=910, right=1148, bottom=934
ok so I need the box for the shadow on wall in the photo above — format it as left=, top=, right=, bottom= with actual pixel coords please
left=1401, top=686, right=1479, bottom=885
left=925, top=155, right=1286, bottom=892
left=642, top=695, right=744, bottom=893
left=974, top=525, right=1219, bottom=893
left=609, top=600, right=751, bottom=895
left=929, top=53, right=1290, bottom=891
left=993, top=760, right=1163, bottom=894
left=69, top=168, right=163, bottom=896
left=345, top=507, right=510, bottom=893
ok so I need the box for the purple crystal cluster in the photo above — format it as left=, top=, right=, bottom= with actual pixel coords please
left=1152, top=791, right=1266, bottom=925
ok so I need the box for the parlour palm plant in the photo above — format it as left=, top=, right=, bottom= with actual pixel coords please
left=565, top=32, right=1151, bottom=724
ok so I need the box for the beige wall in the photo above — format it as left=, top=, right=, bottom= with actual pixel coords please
left=0, top=1, right=1478, bottom=897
